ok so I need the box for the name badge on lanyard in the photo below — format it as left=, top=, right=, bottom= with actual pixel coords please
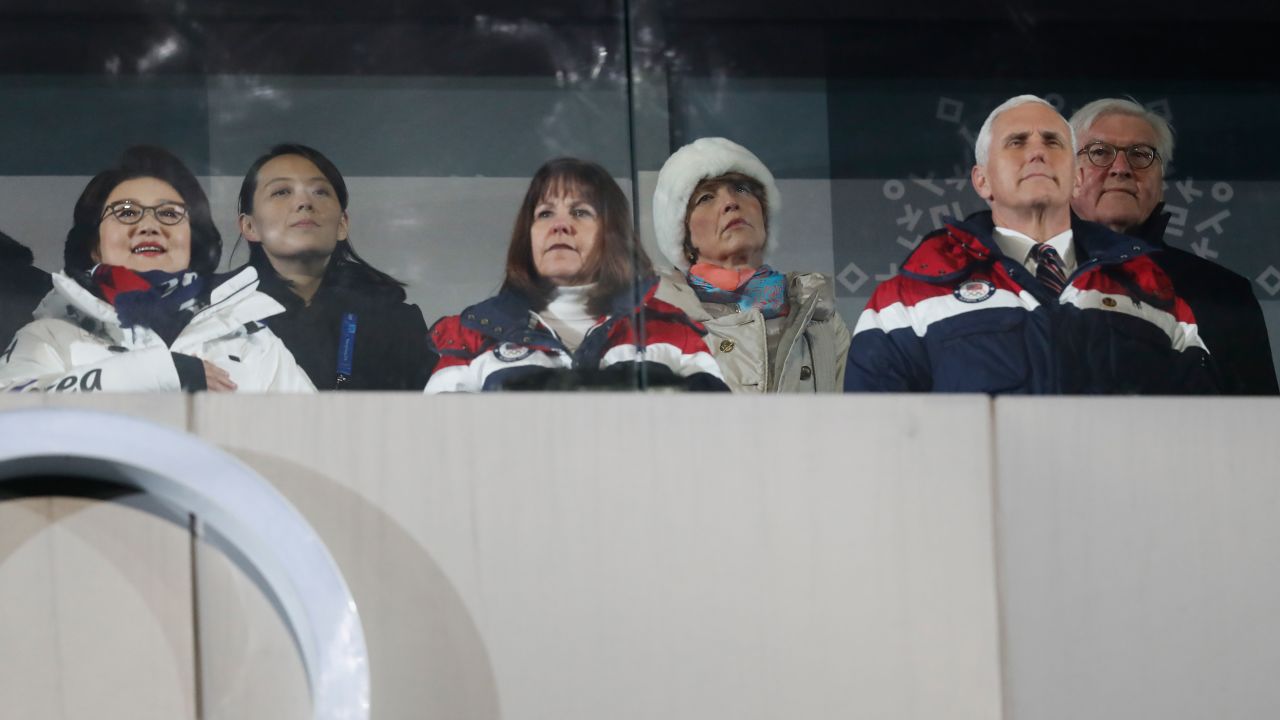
left=336, top=312, right=358, bottom=386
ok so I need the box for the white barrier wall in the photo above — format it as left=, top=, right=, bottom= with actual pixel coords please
left=2, top=394, right=1278, bottom=719
left=995, top=397, right=1280, bottom=719
left=0, top=395, right=195, bottom=720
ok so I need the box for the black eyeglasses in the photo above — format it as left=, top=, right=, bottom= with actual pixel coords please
left=100, top=200, right=189, bottom=226
left=1077, top=141, right=1161, bottom=170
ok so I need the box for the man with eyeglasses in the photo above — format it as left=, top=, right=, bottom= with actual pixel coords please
left=1070, top=98, right=1277, bottom=394
left=847, top=94, right=1216, bottom=394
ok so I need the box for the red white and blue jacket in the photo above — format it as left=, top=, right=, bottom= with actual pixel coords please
left=425, top=278, right=728, bottom=392
left=845, top=211, right=1218, bottom=394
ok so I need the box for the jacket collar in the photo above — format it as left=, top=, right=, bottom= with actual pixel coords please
left=198, top=267, right=286, bottom=323
left=1124, top=202, right=1171, bottom=248
left=656, top=270, right=712, bottom=321
left=253, top=265, right=307, bottom=311
left=254, top=258, right=408, bottom=310
left=903, top=210, right=1160, bottom=286
left=656, top=268, right=837, bottom=322
left=41, top=271, right=127, bottom=325
left=460, top=276, right=661, bottom=347
left=39, top=267, right=286, bottom=344
left=898, top=212, right=997, bottom=285
left=1069, top=211, right=1158, bottom=266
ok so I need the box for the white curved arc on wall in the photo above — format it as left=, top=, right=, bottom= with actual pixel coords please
left=0, top=407, right=369, bottom=720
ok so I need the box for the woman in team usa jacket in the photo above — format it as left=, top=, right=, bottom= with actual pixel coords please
left=426, top=157, right=728, bottom=392
left=0, top=146, right=313, bottom=393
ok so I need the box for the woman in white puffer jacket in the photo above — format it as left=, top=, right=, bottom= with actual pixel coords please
left=0, top=146, right=313, bottom=393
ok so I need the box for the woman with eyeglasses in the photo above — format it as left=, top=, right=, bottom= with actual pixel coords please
left=426, top=157, right=727, bottom=392
left=237, top=144, right=435, bottom=390
left=0, top=145, right=313, bottom=392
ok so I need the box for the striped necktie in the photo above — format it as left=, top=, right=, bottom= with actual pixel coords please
left=1031, top=243, right=1067, bottom=294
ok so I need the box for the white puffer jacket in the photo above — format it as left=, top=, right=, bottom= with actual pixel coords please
left=0, top=267, right=314, bottom=393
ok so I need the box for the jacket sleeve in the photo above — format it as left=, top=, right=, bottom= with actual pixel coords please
left=828, top=309, right=854, bottom=392
left=0, top=320, right=181, bottom=392
left=263, top=351, right=317, bottom=393
left=843, top=285, right=932, bottom=392
left=245, top=328, right=316, bottom=393
left=424, top=315, right=484, bottom=393
left=398, top=304, right=437, bottom=391
left=1161, top=297, right=1222, bottom=395
left=613, top=317, right=729, bottom=391
left=1216, top=283, right=1278, bottom=395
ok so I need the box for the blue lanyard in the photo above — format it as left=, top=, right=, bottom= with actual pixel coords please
left=336, top=312, right=358, bottom=385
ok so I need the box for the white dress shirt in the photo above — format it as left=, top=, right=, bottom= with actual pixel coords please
left=991, top=226, right=1077, bottom=278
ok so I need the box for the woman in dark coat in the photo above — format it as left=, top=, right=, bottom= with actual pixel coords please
left=237, top=143, right=436, bottom=390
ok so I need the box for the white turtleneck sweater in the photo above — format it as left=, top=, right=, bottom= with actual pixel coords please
left=537, top=284, right=598, bottom=352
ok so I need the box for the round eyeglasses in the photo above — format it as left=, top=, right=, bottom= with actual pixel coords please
left=100, top=200, right=189, bottom=226
left=1077, top=141, right=1161, bottom=170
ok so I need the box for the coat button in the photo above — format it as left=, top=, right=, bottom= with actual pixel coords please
left=719, top=339, right=735, bottom=353
left=800, top=366, right=812, bottom=381
left=1102, top=297, right=1117, bottom=307
left=480, top=318, right=489, bottom=325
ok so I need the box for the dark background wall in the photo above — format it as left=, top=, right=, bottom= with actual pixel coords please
left=3, top=0, right=1277, bottom=378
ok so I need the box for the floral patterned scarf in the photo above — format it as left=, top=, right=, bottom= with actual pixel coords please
left=686, top=263, right=789, bottom=319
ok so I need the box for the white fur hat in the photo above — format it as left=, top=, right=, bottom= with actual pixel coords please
left=652, top=137, right=781, bottom=270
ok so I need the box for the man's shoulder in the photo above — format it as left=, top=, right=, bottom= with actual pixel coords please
left=428, top=313, right=492, bottom=357
left=458, top=290, right=532, bottom=331
left=892, top=219, right=995, bottom=284
left=1071, top=216, right=1158, bottom=262
left=1150, top=244, right=1254, bottom=293
left=0, top=264, right=51, bottom=298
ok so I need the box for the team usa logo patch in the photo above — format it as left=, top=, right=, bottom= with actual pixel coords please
left=493, top=342, right=533, bottom=363
left=954, top=279, right=996, bottom=303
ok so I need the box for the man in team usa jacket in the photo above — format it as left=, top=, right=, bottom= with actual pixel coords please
left=845, top=94, right=1218, bottom=394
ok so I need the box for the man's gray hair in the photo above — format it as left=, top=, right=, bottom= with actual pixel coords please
left=1068, top=97, right=1175, bottom=164
left=974, top=94, right=1074, bottom=166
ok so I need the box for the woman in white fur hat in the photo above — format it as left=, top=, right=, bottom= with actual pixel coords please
left=652, top=137, right=851, bottom=392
